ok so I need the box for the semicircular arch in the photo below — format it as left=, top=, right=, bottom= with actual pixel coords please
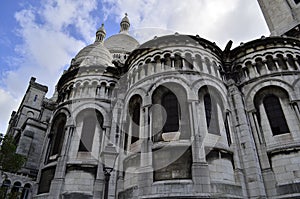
left=70, top=102, right=109, bottom=127
left=245, top=79, right=295, bottom=110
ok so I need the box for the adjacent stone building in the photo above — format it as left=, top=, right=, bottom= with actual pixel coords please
left=2, top=1, right=300, bottom=198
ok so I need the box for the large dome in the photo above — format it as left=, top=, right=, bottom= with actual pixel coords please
left=70, top=24, right=113, bottom=69
left=73, top=42, right=113, bottom=68
left=104, top=13, right=139, bottom=53
left=104, top=33, right=139, bottom=53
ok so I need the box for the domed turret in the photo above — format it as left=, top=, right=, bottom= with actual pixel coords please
left=96, top=23, right=106, bottom=42
left=72, top=24, right=113, bottom=69
left=120, top=13, right=130, bottom=33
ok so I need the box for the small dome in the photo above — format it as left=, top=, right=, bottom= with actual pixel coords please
left=95, top=23, right=106, bottom=42
left=121, top=13, right=130, bottom=24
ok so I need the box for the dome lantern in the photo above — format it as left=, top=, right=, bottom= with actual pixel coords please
left=96, top=23, right=106, bottom=42
left=120, top=13, right=130, bottom=33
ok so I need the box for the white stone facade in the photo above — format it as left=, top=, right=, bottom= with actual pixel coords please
left=3, top=2, right=300, bottom=199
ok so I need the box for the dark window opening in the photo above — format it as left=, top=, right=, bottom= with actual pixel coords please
left=204, top=94, right=220, bottom=135
left=21, top=183, right=31, bottom=199
left=123, top=132, right=128, bottom=151
left=152, top=85, right=187, bottom=142
left=263, top=94, right=289, bottom=135
left=162, top=92, right=180, bottom=132
left=38, top=167, right=56, bottom=194
left=11, top=181, right=21, bottom=196
left=34, top=95, right=38, bottom=102
left=204, top=94, right=212, bottom=127
left=128, top=95, right=142, bottom=145
left=14, top=132, right=21, bottom=146
left=46, top=114, right=67, bottom=163
left=79, top=115, right=97, bottom=152
left=294, top=0, right=300, bottom=4
left=224, top=113, right=232, bottom=146
left=51, top=120, right=66, bottom=155
left=131, top=103, right=140, bottom=144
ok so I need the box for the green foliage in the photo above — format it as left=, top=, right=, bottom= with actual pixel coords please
left=7, top=191, right=21, bottom=199
left=0, top=135, right=26, bottom=173
left=0, top=187, right=21, bottom=199
left=0, top=187, right=7, bottom=199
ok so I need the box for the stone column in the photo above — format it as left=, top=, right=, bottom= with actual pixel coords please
left=252, top=63, right=260, bottom=77
left=294, top=57, right=300, bottom=69
left=229, top=110, right=248, bottom=197
left=94, top=161, right=105, bottom=198
left=49, top=125, right=75, bottom=198
left=202, top=58, right=209, bottom=73
left=182, top=57, right=187, bottom=70
left=170, top=55, right=175, bottom=70
left=248, top=110, right=276, bottom=197
left=116, top=111, right=128, bottom=198
left=292, top=101, right=300, bottom=122
left=138, top=101, right=153, bottom=197
left=228, top=80, right=266, bottom=198
left=274, top=59, right=281, bottom=71
left=189, top=100, right=211, bottom=193
left=149, top=61, right=155, bottom=75
left=263, top=61, right=270, bottom=74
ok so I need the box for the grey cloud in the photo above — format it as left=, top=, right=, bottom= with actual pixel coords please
left=0, top=0, right=99, bottom=133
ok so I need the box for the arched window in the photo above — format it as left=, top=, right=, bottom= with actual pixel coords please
left=11, top=181, right=21, bottom=197
left=21, top=183, right=31, bottom=199
left=78, top=110, right=103, bottom=152
left=263, top=94, right=289, bottom=135
left=51, top=118, right=66, bottom=155
left=79, top=115, right=97, bottom=152
left=129, top=95, right=142, bottom=144
left=46, top=113, right=67, bottom=162
left=152, top=84, right=189, bottom=142
left=162, top=92, right=180, bottom=132
left=199, top=86, right=223, bottom=136
left=204, top=94, right=212, bottom=127
left=204, top=93, right=220, bottom=135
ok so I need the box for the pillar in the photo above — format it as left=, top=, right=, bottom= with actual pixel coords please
left=189, top=100, right=211, bottom=193
left=248, top=110, right=276, bottom=197
left=49, top=125, right=75, bottom=198
left=228, top=80, right=266, bottom=198
left=138, top=101, right=153, bottom=197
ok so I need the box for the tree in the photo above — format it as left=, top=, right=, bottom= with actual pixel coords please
left=0, top=135, right=26, bottom=173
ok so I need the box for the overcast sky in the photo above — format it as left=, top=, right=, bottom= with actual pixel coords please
left=0, top=0, right=269, bottom=133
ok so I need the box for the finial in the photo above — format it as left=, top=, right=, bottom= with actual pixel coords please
left=120, top=13, right=130, bottom=33
left=96, top=23, right=106, bottom=43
